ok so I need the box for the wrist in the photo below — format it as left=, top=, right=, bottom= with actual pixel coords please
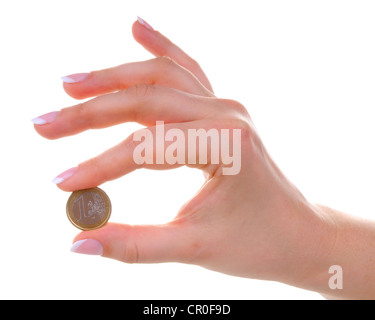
left=288, top=204, right=375, bottom=299
left=285, top=203, right=338, bottom=295
left=270, top=199, right=338, bottom=295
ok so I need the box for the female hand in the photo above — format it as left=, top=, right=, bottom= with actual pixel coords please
left=33, top=18, right=356, bottom=298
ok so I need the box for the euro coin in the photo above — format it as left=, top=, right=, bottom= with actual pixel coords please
left=66, top=187, right=111, bottom=231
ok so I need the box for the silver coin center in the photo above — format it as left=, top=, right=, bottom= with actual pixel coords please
left=72, top=191, right=106, bottom=225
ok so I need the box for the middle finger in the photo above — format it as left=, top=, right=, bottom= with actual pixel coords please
left=34, top=84, right=220, bottom=140
left=62, top=57, right=215, bottom=100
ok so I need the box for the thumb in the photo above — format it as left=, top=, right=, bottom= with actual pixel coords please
left=70, top=222, right=196, bottom=264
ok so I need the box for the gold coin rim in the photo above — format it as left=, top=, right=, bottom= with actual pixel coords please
left=66, top=187, right=112, bottom=231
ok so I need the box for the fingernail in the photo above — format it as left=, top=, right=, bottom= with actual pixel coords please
left=70, top=239, right=104, bottom=256
left=31, top=111, right=60, bottom=125
left=137, top=16, right=154, bottom=31
left=52, top=167, right=77, bottom=184
left=61, top=73, right=89, bottom=84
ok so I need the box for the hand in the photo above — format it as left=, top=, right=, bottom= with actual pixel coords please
left=33, top=18, right=337, bottom=294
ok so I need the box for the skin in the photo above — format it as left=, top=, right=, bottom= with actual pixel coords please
left=34, top=20, right=375, bottom=299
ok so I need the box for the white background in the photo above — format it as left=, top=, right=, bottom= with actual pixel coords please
left=0, top=0, right=374, bottom=300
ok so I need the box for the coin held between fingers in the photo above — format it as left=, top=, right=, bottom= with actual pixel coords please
left=66, top=187, right=112, bottom=231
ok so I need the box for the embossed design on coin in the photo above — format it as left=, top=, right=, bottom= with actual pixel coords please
left=66, top=187, right=111, bottom=231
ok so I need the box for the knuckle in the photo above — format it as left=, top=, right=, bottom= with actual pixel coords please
left=235, top=119, right=253, bottom=139
left=125, top=83, right=155, bottom=99
left=222, top=99, right=251, bottom=118
left=206, top=98, right=254, bottom=140
left=231, top=118, right=254, bottom=141
left=75, top=102, right=87, bottom=118
left=121, top=240, right=139, bottom=264
left=231, top=118, right=260, bottom=154
left=63, top=102, right=94, bottom=130
left=216, top=115, right=254, bottom=142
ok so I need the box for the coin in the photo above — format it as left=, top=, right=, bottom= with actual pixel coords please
left=66, top=187, right=112, bottom=231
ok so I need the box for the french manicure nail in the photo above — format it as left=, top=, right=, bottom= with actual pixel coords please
left=137, top=16, right=154, bottom=31
left=52, top=167, right=77, bottom=184
left=31, top=111, right=60, bottom=125
left=61, top=73, right=89, bottom=84
left=70, top=239, right=104, bottom=256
